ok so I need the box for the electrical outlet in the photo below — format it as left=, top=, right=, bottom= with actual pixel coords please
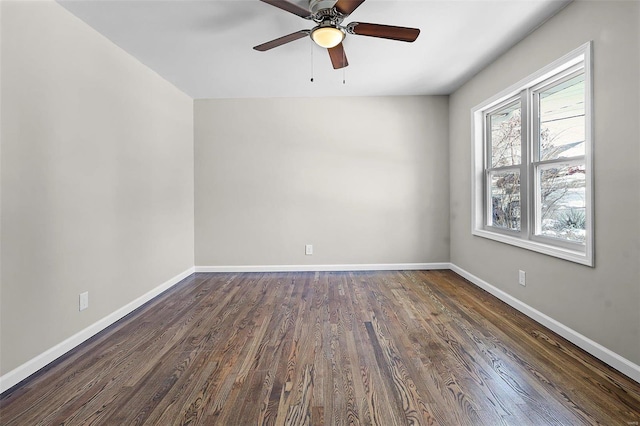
left=79, top=291, right=89, bottom=311
left=518, top=270, right=526, bottom=286
left=305, top=244, right=313, bottom=255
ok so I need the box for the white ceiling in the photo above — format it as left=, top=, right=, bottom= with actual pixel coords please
left=57, top=0, right=570, bottom=99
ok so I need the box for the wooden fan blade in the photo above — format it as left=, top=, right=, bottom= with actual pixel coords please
left=253, top=30, right=310, bottom=51
left=349, top=22, right=420, bottom=42
left=328, top=43, right=349, bottom=69
left=334, top=0, right=366, bottom=16
left=258, top=0, right=313, bottom=19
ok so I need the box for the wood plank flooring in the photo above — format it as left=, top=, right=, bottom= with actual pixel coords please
left=1, top=270, right=640, bottom=425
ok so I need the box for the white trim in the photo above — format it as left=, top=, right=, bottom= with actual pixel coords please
left=195, top=263, right=449, bottom=273
left=0, top=267, right=195, bottom=394
left=472, top=229, right=592, bottom=266
left=450, top=263, right=640, bottom=383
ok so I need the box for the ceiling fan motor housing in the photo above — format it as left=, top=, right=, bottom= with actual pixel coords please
left=309, top=0, right=338, bottom=14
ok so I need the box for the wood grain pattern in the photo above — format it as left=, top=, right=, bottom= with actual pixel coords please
left=2, top=270, right=640, bottom=425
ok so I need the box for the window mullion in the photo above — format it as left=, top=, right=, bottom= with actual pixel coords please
left=530, top=86, right=540, bottom=237
left=484, top=113, right=491, bottom=227
left=521, top=89, right=531, bottom=239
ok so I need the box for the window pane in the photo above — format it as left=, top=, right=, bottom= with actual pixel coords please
left=539, top=74, right=585, bottom=161
left=490, top=101, right=521, bottom=167
left=490, top=171, right=520, bottom=231
left=538, top=164, right=586, bottom=243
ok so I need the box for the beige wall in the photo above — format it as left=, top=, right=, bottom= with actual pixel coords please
left=195, top=96, right=449, bottom=266
left=449, top=1, right=640, bottom=364
left=0, top=1, right=195, bottom=374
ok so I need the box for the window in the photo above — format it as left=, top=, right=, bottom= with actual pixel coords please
left=472, top=43, right=593, bottom=266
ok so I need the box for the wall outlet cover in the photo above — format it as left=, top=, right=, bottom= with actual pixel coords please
left=518, top=270, right=526, bottom=286
left=79, top=292, right=89, bottom=311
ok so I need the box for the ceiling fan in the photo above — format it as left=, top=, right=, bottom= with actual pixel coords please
left=253, top=0, right=420, bottom=69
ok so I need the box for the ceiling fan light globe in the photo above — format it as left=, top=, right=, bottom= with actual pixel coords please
left=311, top=26, right=345, bottom=48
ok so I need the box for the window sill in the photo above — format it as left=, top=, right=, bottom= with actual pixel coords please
left=472, top=228, right=593, bottom=267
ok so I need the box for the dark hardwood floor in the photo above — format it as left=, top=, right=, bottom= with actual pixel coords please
left=1, top=270, right=639, bottom=425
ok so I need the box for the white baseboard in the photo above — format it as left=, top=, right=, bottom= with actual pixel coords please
left=0, top=267, right=195, bottom=394
left=195, top=263, right=450, bottom=273
left=450, top=263, right=640, bottom=383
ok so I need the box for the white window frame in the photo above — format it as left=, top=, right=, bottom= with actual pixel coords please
left=471, top=42, right=594, bottom=266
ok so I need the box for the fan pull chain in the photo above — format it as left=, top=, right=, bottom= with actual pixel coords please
left=342, top=48, right=346, bottom=85
left=310, top=42, right=314, bottom=83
